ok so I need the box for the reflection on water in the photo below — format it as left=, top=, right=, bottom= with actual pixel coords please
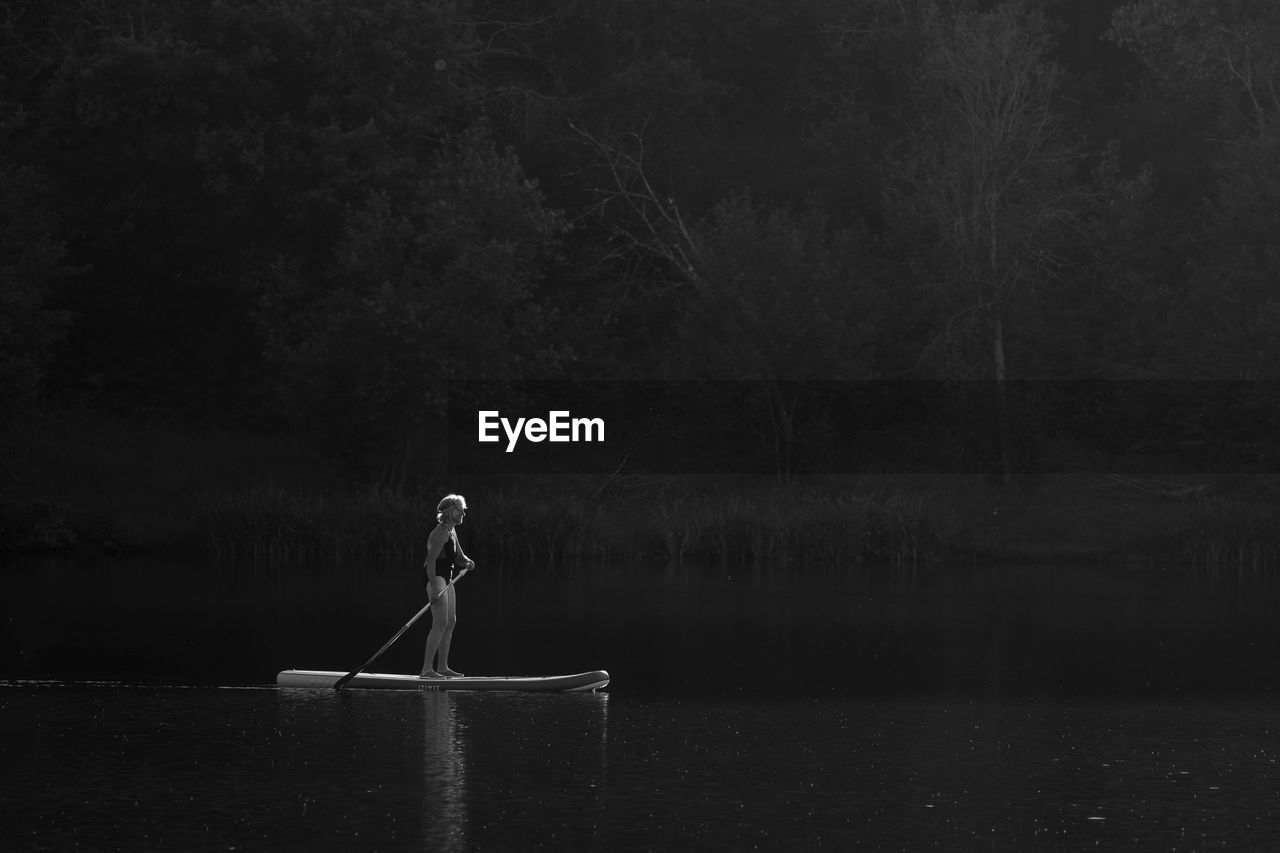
left=4, top=554, right=1280, bottom=847
left=2, top=684, right=1278, bottom=850
left=423, top=689, right=467, bottom=849
left=272, top=687, right=472, bottom=849
left=0, top=683, right=612, bottom=850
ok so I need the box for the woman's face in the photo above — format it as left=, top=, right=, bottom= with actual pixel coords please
left=448, top=506, right=466, bottom=525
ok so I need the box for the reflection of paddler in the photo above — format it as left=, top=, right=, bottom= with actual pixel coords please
left=418, top=690, right=467, bottom=850
left=421, top=494, right=475, bottom=679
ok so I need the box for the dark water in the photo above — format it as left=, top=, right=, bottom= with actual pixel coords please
left=3, top=555, right=1280, bottom=850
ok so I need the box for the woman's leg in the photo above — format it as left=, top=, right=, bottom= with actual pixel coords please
left=420, top=580, right=448, bottom=677
left=438, top=586, right=463, bottom=677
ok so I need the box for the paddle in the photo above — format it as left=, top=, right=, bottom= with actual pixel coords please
left=333, top=566, right=471, bottom=690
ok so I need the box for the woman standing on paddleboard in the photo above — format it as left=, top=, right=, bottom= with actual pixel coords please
left=421, top=493, right=475, bottom=678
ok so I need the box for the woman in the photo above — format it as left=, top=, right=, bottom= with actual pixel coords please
left=421, top=493, right=475, bottom=678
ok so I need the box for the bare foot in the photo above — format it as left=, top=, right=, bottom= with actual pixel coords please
left=440, top=668, right=465, bottom=678
left=419, top=670, right=442, bottom=679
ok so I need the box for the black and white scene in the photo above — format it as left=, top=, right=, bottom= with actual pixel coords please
left=3, top=0, right=1280, bottom=849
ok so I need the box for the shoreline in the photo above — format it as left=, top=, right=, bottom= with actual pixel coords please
left=4, top=412, right=1278, bottom=569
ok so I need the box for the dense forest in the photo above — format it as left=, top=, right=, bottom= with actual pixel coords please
left=3, top=0, right=1279, bottom=487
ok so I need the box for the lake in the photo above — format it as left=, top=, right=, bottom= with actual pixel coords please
left=3, top=554, right=1279, bottom=850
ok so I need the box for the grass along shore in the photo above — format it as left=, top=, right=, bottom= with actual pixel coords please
left=197, top=478, right=951, bottom=568
left=5, top=411, right=1280, bottom=572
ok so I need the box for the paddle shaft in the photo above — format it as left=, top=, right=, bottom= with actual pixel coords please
left=333, top=567, right=470, bottom=690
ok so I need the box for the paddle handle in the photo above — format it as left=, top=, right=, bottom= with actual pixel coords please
left=333, top=567, right=471, bottom=690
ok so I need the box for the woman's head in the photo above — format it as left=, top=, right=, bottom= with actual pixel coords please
left=437, top=493, right=468, bottom=524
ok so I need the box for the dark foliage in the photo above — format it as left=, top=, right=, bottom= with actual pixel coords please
left=2, top=0, right=1277, bottom=477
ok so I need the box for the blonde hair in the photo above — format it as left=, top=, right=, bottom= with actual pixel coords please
left=436, top=493, right=467, bottom=523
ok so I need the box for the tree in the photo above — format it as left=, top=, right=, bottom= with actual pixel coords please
left=0, top=104, right=73, bottom=428
left=1175, top=121, right=1280, bottom=379
left=5, top=0, right=491, bottom=417
left=1108, top=0, right=1280, bottom=379
left=673, top=194, right=876, bottom=477
left=260, top=123, right=570, bottom=481
left=1108, top=0, right=1280, bottom=137
left=886, top=2, right=1079, bottom=478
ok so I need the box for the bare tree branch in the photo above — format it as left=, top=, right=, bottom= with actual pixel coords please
left=569, top=121, right=701, bottom=283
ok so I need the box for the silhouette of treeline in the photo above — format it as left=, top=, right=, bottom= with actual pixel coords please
left=4, top=0, right=1280, bottom=479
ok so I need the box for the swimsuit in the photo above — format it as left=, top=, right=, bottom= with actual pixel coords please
left=425, top=534, right=458, bottom=593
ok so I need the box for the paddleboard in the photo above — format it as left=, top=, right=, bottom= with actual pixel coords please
left=277, top=669, right=609, bottom=692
